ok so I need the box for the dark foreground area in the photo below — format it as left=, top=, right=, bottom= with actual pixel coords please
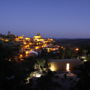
left=0, top=59, right=90, bottom=90
left=0, top=34, right=90, bottom=90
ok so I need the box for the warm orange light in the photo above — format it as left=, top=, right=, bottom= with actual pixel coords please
left=25, top=38, right=30, bottom=41
left=35, top=38, right=45, bottom=42
left=18, top=36, right=24, bottom=39
left=42, top=44, right=47, bottom=47
left=25, top=51, right=29, bottom=55
left=75, top=48, right=79, bottom=51
left=49, top=63, right=57, bottom=71
left=19, top=54, right=23, bottom=58
left=35, top=46, right=40, bottom=49
left=47, top=48, right=51, bottom=53
left=52, top=48, right=58, bottom=51
left=1, top=38, right=9, bottom=42
left=61, top=46, right=65, bottom=50
left=15, top=38, right=20, bottom=41
left=5, top=39, right=9, bottom=42
left=25, top=51, right=30, bottom=57
left=23, top=42, right=27, bottom=45
left=29, top=43, right=33, bottom=45
left=24, top=45, right=30, bottom=48
left=34, top=35, right=41, bottom=39
left=35, top=39, right=40, bottom=41
left=48, top=39, right=53, bottom=42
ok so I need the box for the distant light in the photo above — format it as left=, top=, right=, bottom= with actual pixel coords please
left=81, top=56, right=86, bottom=59
left=25, top=37, right=30, bottom=41
left=5, top=39, right=9, bottom=42
left=35, top=46, right=40, bottom=50
left=19, top=54, right=23, bottom=59
left=23, top=42, right=27, bottom=45
left=84, top=59, right=87, bottom=62
left=75, top=48, right=79, bottom=51
left=9, top=59, right=11, bottom=61
left=25, top=51, right=29, bottom=54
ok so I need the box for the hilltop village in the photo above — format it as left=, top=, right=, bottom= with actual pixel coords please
left=0, top=32, right=61, bottom=61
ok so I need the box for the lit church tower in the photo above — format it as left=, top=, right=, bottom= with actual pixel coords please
left=33, top=33, right=42, bottom=40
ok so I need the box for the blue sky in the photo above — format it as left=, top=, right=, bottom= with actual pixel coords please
left=0, top=0, right=90, bottom=38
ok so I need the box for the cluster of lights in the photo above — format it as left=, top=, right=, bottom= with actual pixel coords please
left=0, top=38, right=9, bottom=42
left=0, top=33, right=80, bottom=62
left=81, top=56, right=87, bottom=62
left=14, top=34, right=59, bottom=60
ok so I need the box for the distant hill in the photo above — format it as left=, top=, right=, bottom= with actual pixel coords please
left=55, top=39, right=90, bottom=48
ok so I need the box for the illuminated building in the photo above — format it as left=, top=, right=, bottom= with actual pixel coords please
left=48, top=59, right=82, bottom=71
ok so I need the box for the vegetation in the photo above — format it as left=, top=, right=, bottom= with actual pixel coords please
left=73, top=61, right=90, bottom=90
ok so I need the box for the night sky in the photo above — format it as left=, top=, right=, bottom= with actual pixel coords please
left=0, top=0, right=90, bottom=38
